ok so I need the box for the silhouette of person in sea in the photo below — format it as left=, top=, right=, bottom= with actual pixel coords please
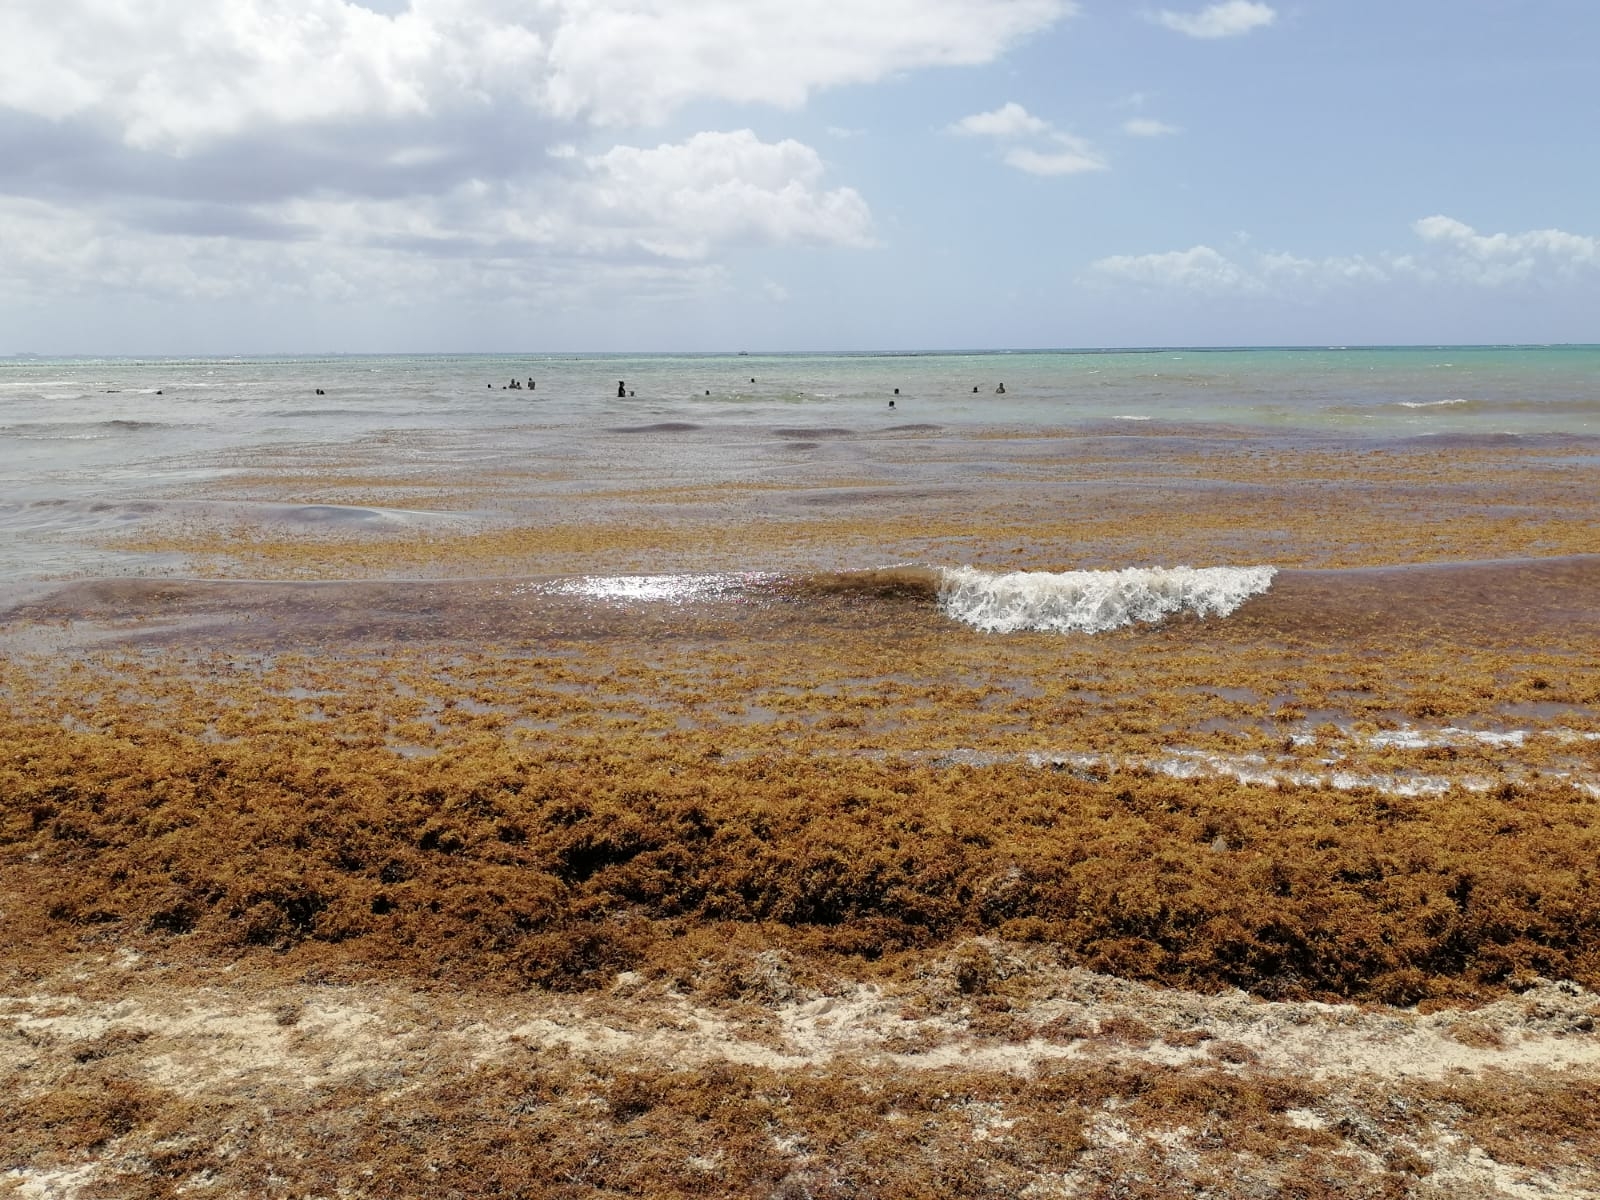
left=617, top=380, right=626, bottom=398
left=888, top=399, right=895, bottom=409
left=973, top=386, right=979, bottom=393
left=996, top=383, right=1006, bottom=394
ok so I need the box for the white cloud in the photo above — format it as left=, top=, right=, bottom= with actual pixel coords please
left=1003, top=139, right=1108, bottom=176
left=0, top=186, right=735, bottom=310
left=1089, top=245, right=1259, bottom=293
left=0, top=0, right=437, bottom=152
left=1122, top=117, right=1181, bottom=137
left=948, top=103, right=1105, bottom=175
left=549, top=0, right=1075, bottom=126
left=948, top=102, right=1051, bottom=139
left=0, top=0, right=1074, bottom=153
left=1413, top=215, right=1600, bottom=284
left=583, top=131, right=875, bottom=258
left=0, top=130, right=871, bottom=302
left=1086, top=217, right=1600, bottom=296
left=1087, top=243, right=1398, bottom=294
left=1154, top=2, right=1276, bottom=39
left=1256, top=251, right=1390, bottom=286
left=4, top=1, right=1075, bottom=310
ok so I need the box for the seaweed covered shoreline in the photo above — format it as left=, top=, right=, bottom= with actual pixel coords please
left=5, top=418, right=1600, bottom=1196
left=5, top=571, right=1600, bottom=1195
left=6, top=691, right=1600, bottom=1197
left=8, top=715, right=1600, bottom=1004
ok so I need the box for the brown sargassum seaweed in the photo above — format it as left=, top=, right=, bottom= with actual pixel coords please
left=8, top=709, right=1599, bottom=1007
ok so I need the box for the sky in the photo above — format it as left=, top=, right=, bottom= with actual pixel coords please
left=1, top=0, right=1596, bottom=354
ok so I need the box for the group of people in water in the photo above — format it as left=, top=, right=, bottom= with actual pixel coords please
left=474, top=376, right=1007, bottom=405
left=489, top=377, right=761, bottom=398
left=890, top=383, right=1005, bottom=408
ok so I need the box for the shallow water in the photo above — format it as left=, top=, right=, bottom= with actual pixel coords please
left=4, top=346, right=1599, bottom=584
left=6, top=556, right=1598, bottom=654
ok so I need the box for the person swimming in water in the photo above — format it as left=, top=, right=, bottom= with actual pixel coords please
left=996, top=383, right=1006, bottom=394
left=617, top=380, right=626, bottom=398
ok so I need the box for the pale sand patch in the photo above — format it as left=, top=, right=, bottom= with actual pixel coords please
left=5, top=950, right=1600, bottom=1197
left=9, top=953, right=1600, bottom=1094
left=5, top=957, right=1599, bottom=1092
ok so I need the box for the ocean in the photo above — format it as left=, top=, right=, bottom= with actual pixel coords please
left=4, top=344, right=1599, bottom=574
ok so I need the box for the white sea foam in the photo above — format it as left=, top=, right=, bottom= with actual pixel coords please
left=1398, top=398, right=1468, bottom=409
left=937, top=565, right=1277, bottom=634
left=1368, top=726, right=1526, bottom=750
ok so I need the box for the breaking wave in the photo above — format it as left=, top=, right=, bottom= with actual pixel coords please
left=935, top=565, right=1277, bottom=634
left=528, top=564, right=1277, bottom=635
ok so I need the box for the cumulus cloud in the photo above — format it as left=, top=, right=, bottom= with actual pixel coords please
left=1085, top=217, right=1600, bottom=295
left=947, top=102, right=1106, bottom=175
left=1, top=130, right=872, bottom=303
left=1153, top=2, right=1276, bottom=39
left=582, top=131, right=874, bottom=258
left=948, top=102, right=1051, bottom=139
left=0, top=0, right=1070, bottom=308
left=1413, top=215, right=1600, bottom=284
left=0, top=0, right=1073, bottom=153
left=1089, top=245, right=1259, bottom=293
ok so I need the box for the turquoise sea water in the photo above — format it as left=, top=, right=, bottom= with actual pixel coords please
left=2, top=346, right=1597, bottom=581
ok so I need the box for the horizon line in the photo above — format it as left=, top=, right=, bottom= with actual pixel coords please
left=5, top=342, right=1596, bottom=360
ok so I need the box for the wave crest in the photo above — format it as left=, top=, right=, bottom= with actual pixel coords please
left=937, top=565, right=1277, bottom=634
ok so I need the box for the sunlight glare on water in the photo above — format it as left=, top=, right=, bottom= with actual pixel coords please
left=529, top=573, right=776, bottom=603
